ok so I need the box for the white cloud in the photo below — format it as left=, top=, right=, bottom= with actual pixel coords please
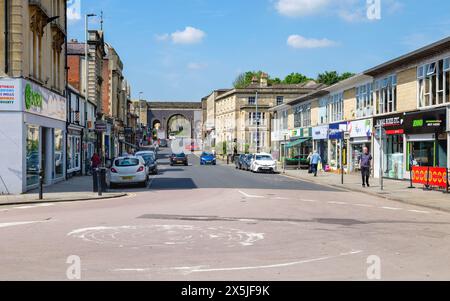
left=67, top=0, right=81, bottom=22
left=155, top=33, right=170, bottom=42
left=287, top=35, right=337, bottom=49
left=171, top=27, right=206, bottom=45
left=187, top=62, right=208, bottom=70
left=275, top=0, right=331, bottom=17
left=275, top=0, right=403, bottom=22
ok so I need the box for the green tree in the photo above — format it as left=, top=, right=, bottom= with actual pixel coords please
left=316, top=71, right=355, bottom=86
left=283, top=72, right=311, bottom=84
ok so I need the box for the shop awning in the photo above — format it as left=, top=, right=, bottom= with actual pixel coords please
left=286, top=137, right=310, bottom=148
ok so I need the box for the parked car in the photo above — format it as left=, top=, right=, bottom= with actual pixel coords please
left=135, top=150, right=156, bottom=162
left=200, top=152, right=216, bottom=165
left=235, top=154, right=247, bottom=169
left=135, top=151, right=158, bottom=175
left=107, top=156, right=149, bottom=188
left=159, top=139, right=168, bottom=148
left=242, top=154, right=254, bottom=171
left=170, top=153, right=188, bottom=166
left=250, top=153, right=277, bottom=173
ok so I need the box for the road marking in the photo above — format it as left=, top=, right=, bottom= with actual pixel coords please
left=169, top=250, right=363, bottom=274
left=273, top=197, right=289, bottom=200
left=0, top=221, right=46, bottom=229
left=381, top=206, right=402, bottom=211
left=238, top=191, right=265, bottom=199
left=300, top=199, right=317, bottom=203
left=408, top=209, right=430, bottom=214
left=328, top=201, right=348, bottom=205
left=352, top=204, right=374, bottom=208
left=13, top=203, right=55, bottom=210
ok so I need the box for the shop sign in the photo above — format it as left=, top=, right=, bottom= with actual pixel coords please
left=349, top=119, right=372, bottom=138
left=375, top=113, right=405, bottom=136
left=292, top=127, right=312, bottom=138
left=312, top=125, right=329, bottom=140
left=23, top=80, right=66, bottom=121
left=95, top=121, right=107, bottom=132
left=328, top=122, right=348, bottom=140
left=0, top=78, right=20, bottom=110
left=404, top=108, right=446, bottom=135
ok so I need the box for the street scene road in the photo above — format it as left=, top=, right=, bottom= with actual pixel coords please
left=1, top=148, right=450, bottom=281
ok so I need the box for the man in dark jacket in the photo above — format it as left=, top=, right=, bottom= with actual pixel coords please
left=358, top=147, right=372, bottom=188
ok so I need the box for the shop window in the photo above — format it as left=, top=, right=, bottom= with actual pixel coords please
left=26, top=125, right=40, bottom=187
left=54, top=129, right=64, bottom=179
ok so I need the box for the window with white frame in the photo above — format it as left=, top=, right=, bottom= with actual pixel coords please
left=248, top=112, right=265, bottom=126
left=418, top=57, right=450, bottom=107
left=356, top=83, right=374, bottom=118
left=318, top=97, right=329, bottom=125
left=281, top=109, right=288, bottom=130
left=276, top=96, right=284, bottom=106
left=294, top=103, right=311, bottom=128
left=328, top=93, right=344, bottom=123
left=374, top=74, right=397, bottom=114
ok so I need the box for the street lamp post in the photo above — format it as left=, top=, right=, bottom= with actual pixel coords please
left=255, top=91, right=260, bottom=153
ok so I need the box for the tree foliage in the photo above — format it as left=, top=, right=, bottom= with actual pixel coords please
left=283, top=72, right=312, bottom=85
left=316, top=71, right=355, bottom=86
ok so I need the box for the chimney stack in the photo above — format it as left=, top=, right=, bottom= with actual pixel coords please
left=260, top=72, right=268, bottom=87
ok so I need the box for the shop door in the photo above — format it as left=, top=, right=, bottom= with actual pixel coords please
left=41, top=128, right=47, bottom=179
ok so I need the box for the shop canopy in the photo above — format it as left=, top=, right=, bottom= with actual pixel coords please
left=286, top=137, right=311, bottom=148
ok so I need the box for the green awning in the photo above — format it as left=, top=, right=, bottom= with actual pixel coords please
left=286, top=137, right=310, bottom=148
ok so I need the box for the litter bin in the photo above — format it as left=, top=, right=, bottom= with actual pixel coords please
left=92, top=168, right=107, bottom=193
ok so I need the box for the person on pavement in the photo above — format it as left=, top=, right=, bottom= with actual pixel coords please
left=91, top=153, right=101, bottom=171
left=310, top=151, right=322, bottom=177
left=358, top=147, right=373, bottom=188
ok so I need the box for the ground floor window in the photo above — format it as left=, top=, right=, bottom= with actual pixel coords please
left=407, top=139, right=447, bottom=170
left=383, top=134, right=404, bottom=179
left=351, top=142, right=371, bottom=172
left=26, top=125, right=40, bottom=187
left=329, top=140, right=347, bottom=169
left=68, top=135, right=81, bottom=172
left=54, top=129, right=64, bottom=179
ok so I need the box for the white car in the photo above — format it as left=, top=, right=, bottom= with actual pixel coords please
left=250, top=153, right=277, bottom=173
left=135, top=151, right=156, bottom=162
left=107, top=156, right=149, bottom=188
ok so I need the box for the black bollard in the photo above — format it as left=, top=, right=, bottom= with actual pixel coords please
left=39, top=169, right=44, bottom=200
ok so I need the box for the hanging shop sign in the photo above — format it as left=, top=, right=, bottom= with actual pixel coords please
left=328, top=122, right=348, bottom=140
left=374, top=113, right=405, bottom=135
left=312, top=125, right=329, bottom=140
left=348, top=118, right=372, bottom=138
left=404, top=108, right=446, bottom=135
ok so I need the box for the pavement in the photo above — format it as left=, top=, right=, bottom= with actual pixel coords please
left=0, top=176, right=127, bottom=206
left=1, top=149, right=450, bottom=280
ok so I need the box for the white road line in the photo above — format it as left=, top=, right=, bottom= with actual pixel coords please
left=0, top=221, right=46, bottom=229
left=381, top=206, right=403, bottom=211
left=408, top=209, right=430, bottom=214
left=172, top=250, right=364, bottom=274
left=238, top=191, right=265, bottom=199
left=352, top=204, right=374, bottom=208
left=14, top=203, right=55, bottom=210
left=328, top=201, right=348, bottom=205
left=300, top=199, right=317, bottom=203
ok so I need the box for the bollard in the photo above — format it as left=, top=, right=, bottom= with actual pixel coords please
left=408, top=167, right=414, bottom=189
left=39, top=169, right=44, bottom=200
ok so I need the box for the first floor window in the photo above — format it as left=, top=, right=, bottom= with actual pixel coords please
left=418, top=57, right=450, bottom=107
left=375, top=74, right=397, bottom=114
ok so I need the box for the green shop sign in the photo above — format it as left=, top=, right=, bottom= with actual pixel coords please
left=24, top=84, right=43, bottom=110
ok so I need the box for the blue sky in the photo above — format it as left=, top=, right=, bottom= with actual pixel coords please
left=67, top=0, right=450, bottom=101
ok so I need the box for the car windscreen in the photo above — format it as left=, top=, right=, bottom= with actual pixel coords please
left=139, top=155, right=155, bottom=164
left=256, top=155, right=273, bottom=161
left=176, top=153, right=186, bottom=158
left=202, top=153, right=213, bottom=157
left=115, top=158, right=140, bottom=167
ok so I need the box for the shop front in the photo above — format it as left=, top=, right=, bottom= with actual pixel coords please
left=286, top=127, right=312, bottom=168
left=404, top=108, right=447, bottom=174
left=374, top=113, right=405, bottom=179
left=67, top=126, right=82, bottom=176
left=0, top=78, right=66, bottom=194
left=328, top=122, right=348, bottom=171
left=313, top=125, right=329, bottom=167
left=348, top=118, right=373, bottom=173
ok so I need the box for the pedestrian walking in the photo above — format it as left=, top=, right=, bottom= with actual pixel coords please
left=358, top=147, right=372, bottom=187
left=91, top=153, right=101, bottom=170
left=310, top=151, right=322, bottom=177
left=307, top=152, right=313, bottom=174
